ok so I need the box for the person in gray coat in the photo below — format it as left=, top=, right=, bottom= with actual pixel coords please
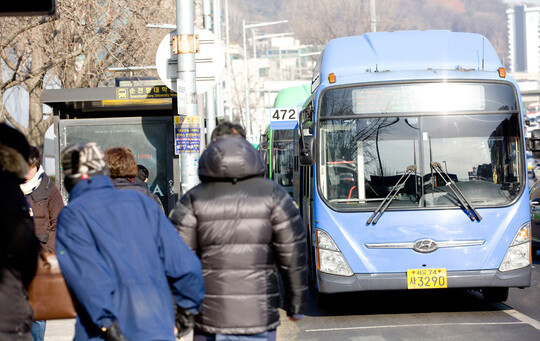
left=169, top=126, right=307, bottom=340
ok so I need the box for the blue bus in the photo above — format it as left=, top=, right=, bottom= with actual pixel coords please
left=295, top=31, right=532, bottom=303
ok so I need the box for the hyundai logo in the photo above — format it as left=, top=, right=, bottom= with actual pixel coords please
left=413, top=239, right=438, bottom=253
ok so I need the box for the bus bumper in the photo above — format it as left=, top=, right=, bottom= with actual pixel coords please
left=317, top=265, right=532, bottom=293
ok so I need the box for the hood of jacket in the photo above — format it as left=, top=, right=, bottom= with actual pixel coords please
left=0, top=143, right=28, bottom=182
left=198, top=136, right=266, bottom=182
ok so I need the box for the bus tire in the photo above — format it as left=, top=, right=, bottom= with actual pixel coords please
left=482, top=287, right=509, bottom=302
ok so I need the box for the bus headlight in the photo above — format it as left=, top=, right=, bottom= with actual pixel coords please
left=316, top=229, right=353, bottom=276
left=499, top=222, right=531, bottom=272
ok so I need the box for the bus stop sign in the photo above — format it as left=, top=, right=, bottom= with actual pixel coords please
left=156, top=27, right=225, bottom=95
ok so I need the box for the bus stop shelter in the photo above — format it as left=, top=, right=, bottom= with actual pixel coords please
left=42, top=85, right=179, bottom=213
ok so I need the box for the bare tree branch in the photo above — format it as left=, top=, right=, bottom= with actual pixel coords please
left=0, top=16, right=59, bottom=71
left=0, top=0, right=177, bottom=147
left=0, top=16, right=58, bottom=50
left=2, top=107, right=26, bottom=133
left=1, top=49, right=84, bottom=92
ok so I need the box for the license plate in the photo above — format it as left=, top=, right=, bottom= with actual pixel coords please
left=407, top=268, right=447, bottom=289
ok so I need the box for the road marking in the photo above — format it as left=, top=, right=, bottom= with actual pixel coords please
left=305, top=322, right=524, bottom=333
left=491, top=302, right=540, bottom=331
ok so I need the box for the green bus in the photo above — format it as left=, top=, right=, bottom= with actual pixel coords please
left=260, top=84, right=311, bottom=195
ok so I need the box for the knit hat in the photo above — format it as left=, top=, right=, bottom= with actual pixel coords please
left=61, top=142, right=109, bottom=192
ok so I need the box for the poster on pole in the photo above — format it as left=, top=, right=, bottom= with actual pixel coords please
left=174, top=116, right=201, bottom=155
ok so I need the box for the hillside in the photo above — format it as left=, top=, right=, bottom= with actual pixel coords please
left=229, top=0, right=510, bottom=62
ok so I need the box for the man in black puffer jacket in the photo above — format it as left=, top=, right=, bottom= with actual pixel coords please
left=169, top=129, right=307, bottom=340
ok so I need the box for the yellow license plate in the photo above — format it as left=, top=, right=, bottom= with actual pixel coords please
left=407, top=268, right=447, bottom=289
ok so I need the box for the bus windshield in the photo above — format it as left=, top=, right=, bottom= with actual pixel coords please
left=318, top=83, right=522, bottom=211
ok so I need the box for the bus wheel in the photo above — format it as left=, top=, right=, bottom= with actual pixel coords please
left=482, top=287, right=509, bottom=302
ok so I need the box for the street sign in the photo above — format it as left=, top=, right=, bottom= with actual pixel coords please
left=115, top=85, right=176, bottom=100
left=269, top=107, right=299, bottom=130
left=156, top=27, right=225, bottom=95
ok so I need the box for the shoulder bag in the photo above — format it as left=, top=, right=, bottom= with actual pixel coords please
left=28, top=252, right=77, bottom=320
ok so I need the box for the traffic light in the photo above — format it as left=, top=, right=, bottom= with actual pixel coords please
left=0, top=1, right=55, bottom=16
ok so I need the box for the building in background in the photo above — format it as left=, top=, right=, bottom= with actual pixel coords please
left=228, top=36, right=322, bottom=135
left=507, top=5, right=540, bottom=73
left=507, top=5, right=540, bottom=107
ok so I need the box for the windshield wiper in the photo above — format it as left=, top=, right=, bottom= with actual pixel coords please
left=430, top=162, right=482, bottom=222
left=367, top=165, right=417, bottom=225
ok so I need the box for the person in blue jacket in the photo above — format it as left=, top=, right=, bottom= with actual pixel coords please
left=56, top=142, right=204, bottom=340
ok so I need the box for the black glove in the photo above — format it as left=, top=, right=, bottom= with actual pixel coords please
left=102, top=321, right=128, bottom=341
left=175, top=306, right=195, bottom=337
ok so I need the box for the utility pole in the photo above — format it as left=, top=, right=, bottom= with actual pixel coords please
left=253, top=30, right=257, bottom=59
left=224, top=0, right=233, bottom=121
left=177, top=0, right=200, bottom=193
left=203, top=0, right=216, bottom=143
left=370, top=0, right=377, bottom=32
left=242, top=20, right=251, bottom=135
left=214, top=0, right=224, bottom=120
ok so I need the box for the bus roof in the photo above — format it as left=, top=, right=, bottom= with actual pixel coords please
left=313, top=30, right=502, bottom=90
left=273, top=84, right=311, bottom=107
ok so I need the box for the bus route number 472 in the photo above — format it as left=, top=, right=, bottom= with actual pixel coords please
left=270, top=107, right=298, bottom=121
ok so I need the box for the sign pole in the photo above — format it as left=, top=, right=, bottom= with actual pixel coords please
left=242, top=20, right=251, bottom=136
left=203, top=0, right=216, bottom=143
left=177, top=0, right=200, bottom=194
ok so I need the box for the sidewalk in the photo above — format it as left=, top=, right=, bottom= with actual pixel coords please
left=44, top=319, right=75, bottom=341
left=44, top=309, right=296, bottom=340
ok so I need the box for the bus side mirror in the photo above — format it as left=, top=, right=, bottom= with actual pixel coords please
left=299, top=106, right=313, bottom=128
left=530, top=130, right=540, bottom=159
left=299, top=135, right=315, bottom=166
left=260, top=141, right=269, bottom=150
left=525, top=118, right=531, bottom=126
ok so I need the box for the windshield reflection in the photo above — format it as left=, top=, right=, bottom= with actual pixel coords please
left=318, top=114, right=522, bottom=210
